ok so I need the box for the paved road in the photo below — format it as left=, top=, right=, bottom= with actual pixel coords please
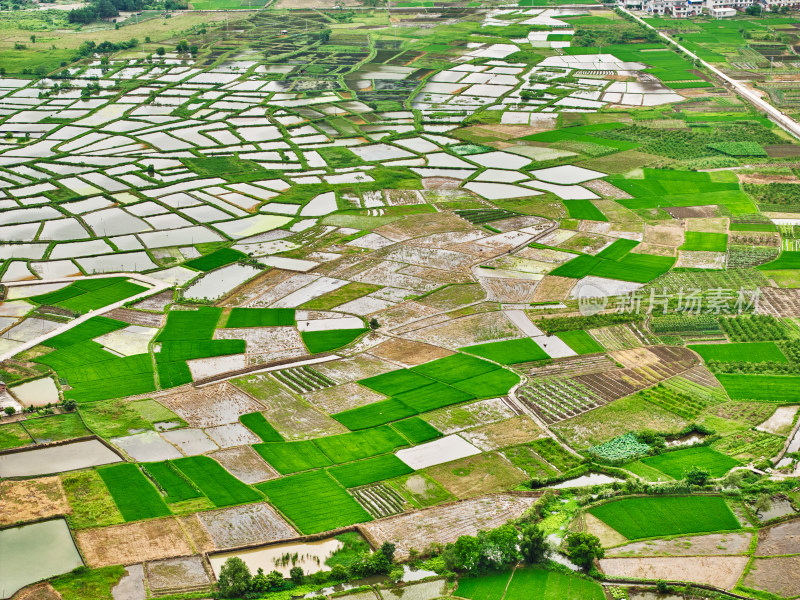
left=0, top=273, right=171, bottom=363
left=621, top=7, right=800, bottom=141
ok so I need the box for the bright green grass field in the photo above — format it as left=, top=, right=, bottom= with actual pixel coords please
left=455, top=571, right=512, bottom=600
left=301, top=329, right=367, bottom=354
left=333, top=398, right=418, bottom=430
left=640, top=446, right=739, bottom=479
left=461, top=338, right=549, bottom=364
left=554, top=330, right=604, bottom=354
left=184, top=248, right=246, bottom=271
left=45, top=317, right=127, bottom=349
left=589, top=495, right=740, bottom=540
left=597, top=238, right=639, bottom=260
left=563, top=199, right=607, bottom=222
left=688, top=342, right=787, bottom=363
left=97, top=463, right=171, bottom=521
left=456, top=567, right=604, bottom=600
left=28, top=278, right=147, bottom=313
left=172, top=456, right=261, bottom=507
left=758, top=251, right=800, bottom=270
left=680, top=231, right=729, bottom=252
left=253, top=440, right=333, bottom=474
left=143, top=461, right=202, bottom=503
left=411, top=353, right=498, bottom=383
left=394, top=381, right=475, bottom=413
left=327, top=454, right=413, bottom=488
left=360, top=369, right=434, bottom=396
left=239, top=412, right=284, bottom=442
left=225, top=308, right=295, bottom=328
left=451, top=370, right=519, bottom=399
left=717, top=374, right=800, bottom=401
left=256, top=470, right=372, bottom=534
left=314, top=425, right=408, bottom=463
left=391, top=417, right=441, bottom=444
left=157, top=307, right=221, bottom=342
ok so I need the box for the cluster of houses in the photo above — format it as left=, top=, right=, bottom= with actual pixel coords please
left=618, top=0, right=797, bottom=18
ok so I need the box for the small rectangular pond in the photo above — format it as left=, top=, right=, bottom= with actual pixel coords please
left=0, top=519, right=83, bottom=599
left=0, top=439, right=122, bottom=478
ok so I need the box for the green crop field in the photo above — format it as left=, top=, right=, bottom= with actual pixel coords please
left=97, top=463, right=171, bottom=521
left=143, top=461, right=202, bottom=503
left=184, top=248, right=246, bottom=271
left=333, top=398, right=418, bottom=430
left=327, top=454, right=413, bottom=488
left=688, top=342, right=787, bottom=363
left=361, top=370, right=436, bottom=395
left=253, top=440, right=332, bottom=474
left=256, top=470, right=372, bottom=534
left=554, top=330, right=604, bottom=354
left=455, top=571, right=512, bottom=600
left=412, top=353, right=499, bottom=383
left=563, top=200, right=607, bottom=222
left=452, top=370, right=520, bottom=399
left=225, top=308, right=296, bottom=327
left=28, top=278, right=147, bottom=313
left=157, top=307, right=222, bottom=342
left=551, top=247, right=674, bottom=283
left=395, top=382, right=476, bottom=412
left=172, top=456, right=261, bottom=507
left=391, top=417, right=441, bottom=444
left=301, top=328, right=367, bottom=354
left=314, top=425, right=408, bottom=463
left=45, top=317, right=127, bottom=349
left=597, top=238, right=639, bottom=260
left=589, top=496, right=740, bottom=539
left=239, top=412, right=284, bottom=442
left=461, top=339, right=548, bottom=364
left=640, top=447, right=739, bottom=479
left=717, top=374, right=800, bottom=401
left=680, top=232, right=729, bottom=252
left=456, top=567, right=604, bottom=600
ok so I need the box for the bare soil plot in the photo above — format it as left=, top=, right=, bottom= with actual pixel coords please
left=606, top=532, right=752, bottom=557
left=158, top=383, right=263, bottom=428
left=205, top=423, right=260, bottom=448
left=408, top=312, right=522, bottom=349
left=105, top=308, right=164, bottom=328
left=314, top=354, right=399, bottom=384
left=361, top=493, right=538, bottom=560
left=209, top=446, right=278, bottom=484
left=192, top=503, right=297, bottom=551
left=369, top=302, right=442, bottom=331
left=232, top=375, right=347, bottom=440
left=214, top=327, right=305, bottom=363
left=459, top=416, right=544, bottom=451
left=11, top=583, right=62, bottom=600
left=588, top=325, right=643, bottom=352
left=480, top=278, right=540, bottom=304
left=599, top=556, right=748, bottom=590
left=304, top=382, right=385, bottom=414
left=415, top=284, right=486, bottom=312
left=423, top=398, right=518, bottom=435
left=743, top=556, right=800, bottom=598
left=645, top=224, right=684, bottom=248
left=681, top=365, right=723, bottom=388
left=531, top=276, right=576, bottom=302
left=525, top=354, right=616, bottom=378
left=145, top=556, right=210, bottom=595
left=759, top=286, right=800, bottom=317
left=132, top=291, right=173, bottom=312
left=375, top=212, right=474, bottom=243
left=665, top=205, right=720, bottom=219
left=0, top=477, right=70, bottom=526
left=707, top=402, right=777, bottom=426
left=77, top=518, right=193, bottom=568
left=369, top=338, right=453, bottom=367
left=424, top=452, right=528, bottom=499
left=583, top=513, right=628, bottom=548
left=754, top=518, right=800, bottom=556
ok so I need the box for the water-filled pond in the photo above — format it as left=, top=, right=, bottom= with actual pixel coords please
left=0, top=519, right=83, bottom=599
left=0, top=439, right=122, bottom=477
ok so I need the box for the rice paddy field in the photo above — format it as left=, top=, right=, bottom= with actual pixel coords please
left=1, top=3, right=799, bottom=599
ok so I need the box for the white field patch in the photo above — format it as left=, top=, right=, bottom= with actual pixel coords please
left=184, top=265, right=262, bottom=302
left=530, top=165, right=606, bottom=184
left=161, top=428, right=219, bottom=456
left=569, top=276, right=644, bottom=299
left=396, top=434, right=481, bottom=470
left=756, top=405, right=799, bottom=435
left=297, top=316, right=365, bottom=332
left=0, top=300, right=32, bottom=318
left=532, top=335, right=576, bottom=358
left=188, top=354, right=247, bottom=380
left=95, top=325, right=158, bottom=356
left=464, top=182, right=542, bottom=200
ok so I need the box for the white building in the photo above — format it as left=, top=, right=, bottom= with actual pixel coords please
left=644, top=0, right=703, bottom=16
left=709, top=5, right=737, bottom=15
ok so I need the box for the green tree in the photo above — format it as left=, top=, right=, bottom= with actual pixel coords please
left=520, top=524, right=547, bottom=564
left=566, top=532, right=604, bottom=569
left=30, top=34, right=36, bottom=43
left=685, top=466, right=710, bottom=486
left=216, top=557, right=252, bottom=598
left=289, top=566, right=304, bottom=585
left=4, top=406, right=15, bottom=416
left=156, top=46, right=166, bottom=56
left=443, top=535, right=481, bottom=574
left=329, top=564, right=348, bottom=582
left=480, top=524, right=520, bottom=571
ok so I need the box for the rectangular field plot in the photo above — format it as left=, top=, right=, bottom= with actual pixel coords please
left=589, top=496, right=740, bottom=540
left=45, top=316, right=127, bottom=349
left=554, top=330, right=604, bottom=355
left=461, top=339, right=549, bottom=365
left=688, top=342, right=787, bottom=363
left=680, top=232, right=729, bottom=252
left=396, top=434, right=481, bottom=470
left=505, top=567, right=605, bottom=600
left=98, top=463, right=171, bottom=521
left=253, top=440, right=332, bottom=474
left=256, top=470, right=372, bottom=534
left=172, top=456, right=262, bottom=507
left=225, top=308, right=295, bottom=328
left=639, top=447, right=739, bottom=479
left=451, top=370, right=520, bottom=399
left=564, top=199, right=607, bottom=222
left=185, top=248, right=247, bottom=272
left=391, top=417, right=442, bottom=444
left=455, top=571, right=512, bottom=600
left=157, top=307, right=222, bottom=342
left=328, top=454, right=413, bottom=488
left=717, top=374, right=800, bottom=402
left=28, top=277, right=147, bottom=313
left=394, top=382, right=476, bottom=413
left=333, top=398, right=418, bottom=430
left=411, top=353, right=499, bottom=383
left=301, top=329, right=368, bottom=354
left=359, top=369, right=434, bottom=396
left=314, top=425, right=408, bottom=463
left=143, top=461, right=202, bottom=503
left=239, top=412, right=284, bottom=442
